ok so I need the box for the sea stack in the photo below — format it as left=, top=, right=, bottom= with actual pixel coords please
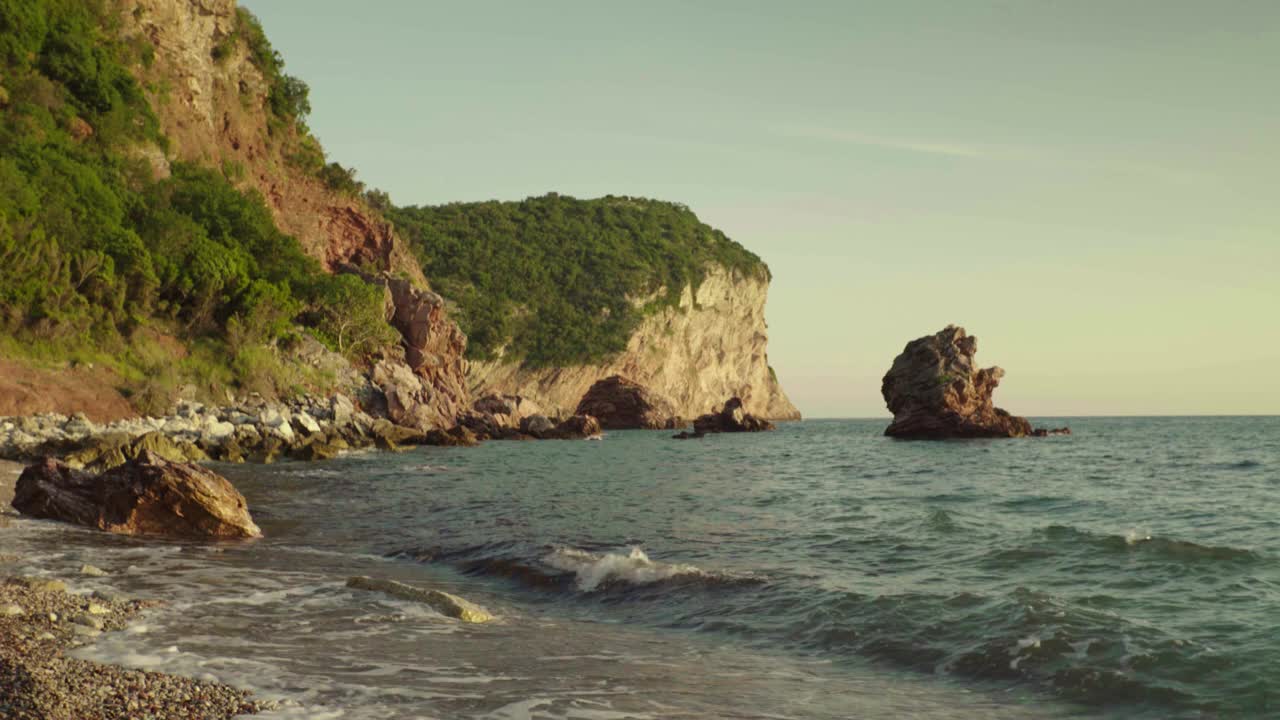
left=880, top=326, right=1034, bottom=439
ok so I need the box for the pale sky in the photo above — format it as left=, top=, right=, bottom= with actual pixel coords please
left=244, top=1, right=1279, bottom=417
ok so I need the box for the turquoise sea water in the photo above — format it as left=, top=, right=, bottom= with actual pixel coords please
left=5, top=417, right=1279, bottom=718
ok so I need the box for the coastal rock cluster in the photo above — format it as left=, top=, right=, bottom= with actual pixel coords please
left=881, top=326, right=1059, bottom=439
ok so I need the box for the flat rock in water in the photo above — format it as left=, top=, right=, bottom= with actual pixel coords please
left=346, top=576, right=494, bottom=623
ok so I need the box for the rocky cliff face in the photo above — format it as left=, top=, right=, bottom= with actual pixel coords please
left=468, top=267, right=799, bottom=421
left=116, top=0, right=469, bottom=427
left=118, top=0, right=424, bottom=283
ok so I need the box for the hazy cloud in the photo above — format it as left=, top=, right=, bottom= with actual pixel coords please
left=777, top=125, right=981, bottom=158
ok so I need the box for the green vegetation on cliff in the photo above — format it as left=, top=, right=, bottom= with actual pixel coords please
left=0, top=0, right=392, bottom=408
left=387, top=194, right=767, bottom=367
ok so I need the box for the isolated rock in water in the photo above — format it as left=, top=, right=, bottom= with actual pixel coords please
left=692, top=397, right=776, bottom=434
left=554, top=414, right=602, bottom=439
left=575, top=376, right=682, bottom=430
left=13, top=451, right=261, bottom=539
left=346, top=576, right=494, bottom=623
left=881, top=325, right=1033, bottom=439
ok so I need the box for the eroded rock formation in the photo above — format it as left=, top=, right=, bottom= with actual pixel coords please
left=575, top=376, right=682, bottom=430
left=692, top=397, right=776, bottom=434
left=12, top=451, right=261, bottom=539
left=881, top=326, right=1034, bottom=439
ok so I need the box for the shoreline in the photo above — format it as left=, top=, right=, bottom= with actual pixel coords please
left=2, top=460, right=266, bottom=718
left=0, top=570, right=265, bottom=719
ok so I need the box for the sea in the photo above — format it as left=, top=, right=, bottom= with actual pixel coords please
left=4, top=417, right=1279, bottom=719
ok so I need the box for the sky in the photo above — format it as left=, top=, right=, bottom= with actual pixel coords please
left=243, top=0, right=1279, bottom=417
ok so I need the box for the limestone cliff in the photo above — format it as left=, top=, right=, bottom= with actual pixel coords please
left=468, top=267, right=799, bottom=421
left=117, top=0, right=424, bottom=283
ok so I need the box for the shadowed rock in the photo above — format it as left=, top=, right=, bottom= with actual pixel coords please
left=692, top=397, right=775, bottom=434
left=12, top=451, right=261, bottom=539
left=576, top=376, right=682, bottom=430
left=881, top=325, right=1035, bottom=439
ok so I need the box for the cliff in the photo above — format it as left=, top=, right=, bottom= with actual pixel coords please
left=468, top=266, right=799, bottom=420
left=118, top=0, right=425, bottom=283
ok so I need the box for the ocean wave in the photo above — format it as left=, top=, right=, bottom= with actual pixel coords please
left=983, top=526, right=1262, bottom=569
left=1042, top=525, right=1262, bottom=564
left=542, top=546, right=761, bottom=592
left=788, top=585, right=1218, bottom=713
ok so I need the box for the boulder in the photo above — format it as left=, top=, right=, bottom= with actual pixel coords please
left=519, top=414, right=556, bottom=438
left=692, top=397, right=776, bottom=434
left=369, top=419, right=421, bottom=451
left=473, top=393, right=541, bottom=428
left=12, top=451, right=261, bottom=539
left=575, top=376, right=682, bottom=430
left=346, top=576, right=493, bottom=623
left=880, top=325, right=1038, bottom=439
left=422, top=426, right=479, bottom=447
left=330, top=393, right=355, bottom=426
left=554, top=414, right=602, bottom=439
left=291, top=412, right=322, bottom=436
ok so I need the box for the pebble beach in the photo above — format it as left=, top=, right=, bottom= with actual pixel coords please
left=0, top=460, right=263, bottom=719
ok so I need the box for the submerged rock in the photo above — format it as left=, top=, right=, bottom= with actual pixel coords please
left=881, top=325, right=1040, bottom=439
left=575, top=375, right=683, bottom=430
left=346, top=576, right=494, bottom=623
left=12, top=451, right=262, bottom=539
left=692, top=397, right=776, bottom=434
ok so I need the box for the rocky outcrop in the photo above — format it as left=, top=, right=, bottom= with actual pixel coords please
left=881, top=326, right=1035, bottom=439
left=12, top=451, right=261, bottom=539
left=358, top=274, right=470, bottom=431
left=468, top=266, right=799, bottom=421
left=516, top=414, right=603, bottom=440
left=692, top=397, right=776, bottom=434
left=473, top=394, right=541, bottom=429
left=575, top=376, right=682, bottom=430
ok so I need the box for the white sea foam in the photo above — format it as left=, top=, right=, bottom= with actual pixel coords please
left=1124, top=528, right=1153, bottom=545
left=543, top=547, right=712, bottom=591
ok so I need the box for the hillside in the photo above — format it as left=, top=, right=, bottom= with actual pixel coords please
left=0, top=0, right=446, bottom=418
left=389, top=194, right=798, bottom=420
left=387, top=194, right=768, bottom=367
left=0, top=0, right=795, bottom=424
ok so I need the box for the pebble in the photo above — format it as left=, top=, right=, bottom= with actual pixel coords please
left=80, top=564, right=108, bottom=577
left=1, top=603, right=23, bottom=616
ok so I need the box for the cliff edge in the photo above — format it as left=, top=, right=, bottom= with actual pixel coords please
left=469, top=266, right=799, bottom=420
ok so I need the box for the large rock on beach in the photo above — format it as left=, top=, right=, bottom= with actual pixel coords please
left=12, top=451, right=261, bottom=539
left=881, top=325, right=1033, bottom=439
left=575, top=375, right=682, bottom=430
left=346, top=576, right=494, bottom=623
left=692, top=397, right=776, bottom=434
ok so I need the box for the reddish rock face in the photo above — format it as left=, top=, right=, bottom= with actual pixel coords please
left=880, top=326, right=1033, bottom=439
left=364, top=274, right=470, bottom=431
left=12, top=451, right=261, bottom=539
left=576, top=376, right=682, bottom=430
